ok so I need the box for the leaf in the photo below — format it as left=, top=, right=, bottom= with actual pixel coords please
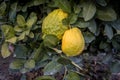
left=1, top=25, right=17, bottom=43
left=112, top=40, right=120, bottom=51
left=65, top=71, right=80, bottom=80
left=88, top=20, right=97, bottom=34
left=110, top=19, right=120, bottom=30
left=43, top=34, right=59, bottom=48
left=83, top=31, right=95, bottom=43
left=110, top=61, right=120, bottom=73
left=73, top=5, right=81, bottom=14
left=99, top=41, right=111, bottom=52
left=69, top=14, right=78, bottom=24
left=96, top=7, right=117, bottom=21
left=35, top=76, right=56, bottom=80
left=96, top=0, right=107, bottom=6
left=99, top=41, right=108, bottom=49
left=26, top=12, right=37, bottom=28
left=9, top=2, right=17, bottom=22
left=20, top=75, right=27, bottom=80
left=17, top=15, right=26, bottom=26
left=5, top=36, right=17, bottom=44
left=44, top=60, right=63, bottom=75
left=0, top=2, right=7, bottom=16
left=20, top=68, right=29, bottom=74
left=29, top=32, right=34, bottom=38
left=1, top=25, right=15, bottom=39
left=83, top=1, right=96, bottom=21
left=1, top=43, right=11, bottom=58
left=18, top=32, right=26, bottom=41
left=31, top=43, right=44, bottom=62
left=33, top=0, right=46, bottom=6
left=53, top=0, right=71, bottom=13
left=74, top=20, right=90, bottom=28
left=14, top=44, right=28, bottom=58
left=24, top=59, right=35, bottom=69
left=104, top=24, right=113, bottom=39
left=57, top=56, right=72, bottom=65
left=14, top=25, right=23, bottom=32
left=17, top=30, right=30, bottom=41
left=9, top=59, right=25, bottom=69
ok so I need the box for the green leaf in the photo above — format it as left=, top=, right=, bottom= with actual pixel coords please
left=20, top=75, right=27, bottom=80
left=65, top=71, right=80, bottom=80
left=26, top=12, right=37, bottom=28
left=1, top=43, right=11, bottom=58
left=24, top=59, right=35, bottom=69
left=9, top=2, right=17, bottom=22
left=99, top=41, right=111, bottom=52
left=83, top=1, right=96, bottom=21
left=57, top=56, right=72, bottom=65
left=69, top=14, right=78, bottom=24
left=14, top=44, right=28, bottom=58
left=74, top=20, right=90, bottom=28
left=112, top=40, right=120, bottom=51
left=31, top=43, right=44, bottom=62
left=17, top=15, right=26, bottom=26
left=104, top=24, right=113, bottom=39
left=83, top=31, right=95, bottom=43
left=88, top=20, right=97, bottom=34
left=44, top=60, right=63, bottom=75
left=35, top=76, right=56, bottom=80
left=110, top=19, right=120, bottom=30
left=0, top=2, right=7, bottom=16
left=20, top=68, right=29, bottom=73
left=73, top=5, right=81, bottom=14
left=96, top=0, right=107, bottom=6
left=43, top=34, right=59, bottom=48
left=33, top=0, right=46, bottom=6
left=96, top=7, right=117, bottom=21
left=53, top=0, right=71, bottom=13
left=9, top=59, right=25, bottom=69
left=110, top=61, right=120, bottom=73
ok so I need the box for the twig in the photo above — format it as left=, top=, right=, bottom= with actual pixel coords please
left=63, top=66, right=67, bottom=80
left=71, top=61, right=83, bottom=71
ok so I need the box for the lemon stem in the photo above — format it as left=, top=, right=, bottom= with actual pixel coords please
left=68, top=25, right=72, bottom=29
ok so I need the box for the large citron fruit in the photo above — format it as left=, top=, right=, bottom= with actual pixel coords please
left=62, top=27, right=85, bottom=56
left=42, top=9, right=68, bottom=40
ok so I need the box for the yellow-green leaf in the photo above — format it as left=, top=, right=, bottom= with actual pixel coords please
left=17, top=15, right=26, bottom=26
left=24, top=59, right=35, bottom=69
left=1, top=43, right=11, bottom=58
left=0, top=2, right=7, bottom=16
left=26, top=13, right=37, bottom=28
left=6, top=37, right=17, bottom=44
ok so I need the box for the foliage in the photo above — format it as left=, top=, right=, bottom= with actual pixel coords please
left=0, top=0, right=120, bottom=80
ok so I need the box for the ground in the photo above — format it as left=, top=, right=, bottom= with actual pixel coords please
left=0, top=56, right=120, bottom=80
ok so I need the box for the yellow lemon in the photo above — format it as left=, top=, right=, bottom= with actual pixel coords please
left=42, top=9, right=68, bottom=40
left=62, top=27, right=85, bottom=56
